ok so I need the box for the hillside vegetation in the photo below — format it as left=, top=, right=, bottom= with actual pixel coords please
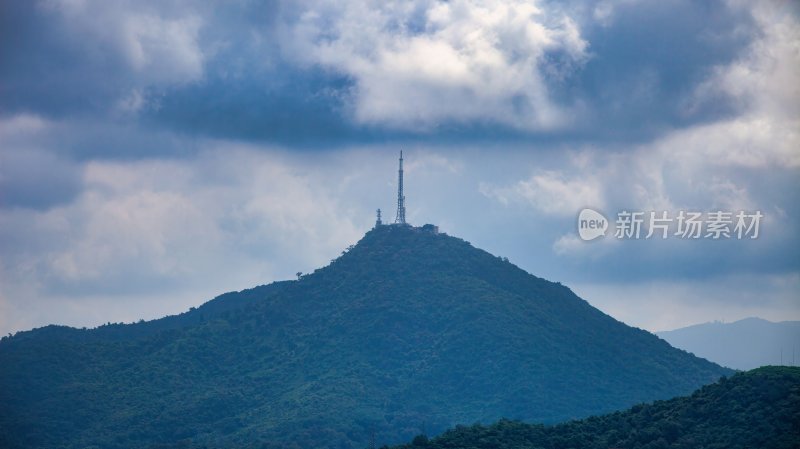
left=392, top=366, right=800, bottom=449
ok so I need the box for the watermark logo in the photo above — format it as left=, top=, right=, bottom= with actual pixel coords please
left=578, top=208, right=608, bottom=241
left=577, top=209, right=763, bottom=241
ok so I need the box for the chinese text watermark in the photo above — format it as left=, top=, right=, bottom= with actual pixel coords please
left=578, top=209, right=763, bottom=241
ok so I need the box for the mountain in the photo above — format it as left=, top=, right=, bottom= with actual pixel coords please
left=657, top=317, right=800, bottom=370
left=391, top=366, right=800, bottom=449
left=0, top=224, right=732, bottom=449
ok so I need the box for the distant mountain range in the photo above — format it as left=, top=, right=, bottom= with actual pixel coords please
left=0, top=224, right=731, bottom=449
left=657, top=317, right=800, bottom=370
left=390, top=366, right=800, bottom=449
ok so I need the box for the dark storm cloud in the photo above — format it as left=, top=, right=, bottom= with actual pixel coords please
left=0, top=1, right=146, bottom=117
left=145, top=71, right=360, bottom=145
left=0, top=1, right=280, bottom=118
left=564, top=0, right=756, bottom=134
left=0, top=0, right=759, bottom=146
left=144, top=0, right=759, bottom=144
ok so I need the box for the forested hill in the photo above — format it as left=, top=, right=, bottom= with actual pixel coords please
left=0, top=225, right=731, bottom=449
left=392, top=366, right=800, bottom=449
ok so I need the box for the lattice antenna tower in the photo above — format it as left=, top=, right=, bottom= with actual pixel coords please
left=395, top=151, right=406, bottom=224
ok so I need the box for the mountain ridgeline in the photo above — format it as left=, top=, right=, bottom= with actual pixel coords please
left=0, top=225, right=731, bottom=449
left=657, top=317, right=800, bottom=370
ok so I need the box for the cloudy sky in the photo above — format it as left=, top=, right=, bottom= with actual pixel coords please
left=1, top=0, right=798, bottom=336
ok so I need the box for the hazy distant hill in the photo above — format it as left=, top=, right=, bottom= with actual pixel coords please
left=0, top=225, right=731, bottom=449
left=657, top=317, right=800, bottom=370
left=392, top=366, right=800, bottom=449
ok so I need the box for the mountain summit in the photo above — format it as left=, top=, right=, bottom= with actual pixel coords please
left=0, top=225, right=731, bottom=449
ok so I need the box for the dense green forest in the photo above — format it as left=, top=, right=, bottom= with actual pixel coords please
left=0, top=225, right=731, bottom=448
left=392, top=366, right=800, bottom=449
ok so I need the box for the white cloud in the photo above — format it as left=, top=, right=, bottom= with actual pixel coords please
left=481, top=168, right=604, bottom=216
left=41, top=0, right=205, bottom=86
left=650, top=117, right=799, bottom=169
left=284, top=0, right=589, bottom=130
left=119, top=13, right=204, bottom=82
left=552, top=233, right=585, bottom=255
left=716, top=1, right=800, bottom=119
left=0, top=114, right=50, bottom=137
left=682, top=0, right=800, bottom=168
left=481, top=0, right=799, bottom=225
left=590, top=0, right=642, bottom=27
left=0, top=145, right=367, bottom=333
left=114, top=89, right=147, bottom=115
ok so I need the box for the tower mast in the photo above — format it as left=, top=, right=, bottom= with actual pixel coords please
left=395, top=151, right=406, bottom=224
